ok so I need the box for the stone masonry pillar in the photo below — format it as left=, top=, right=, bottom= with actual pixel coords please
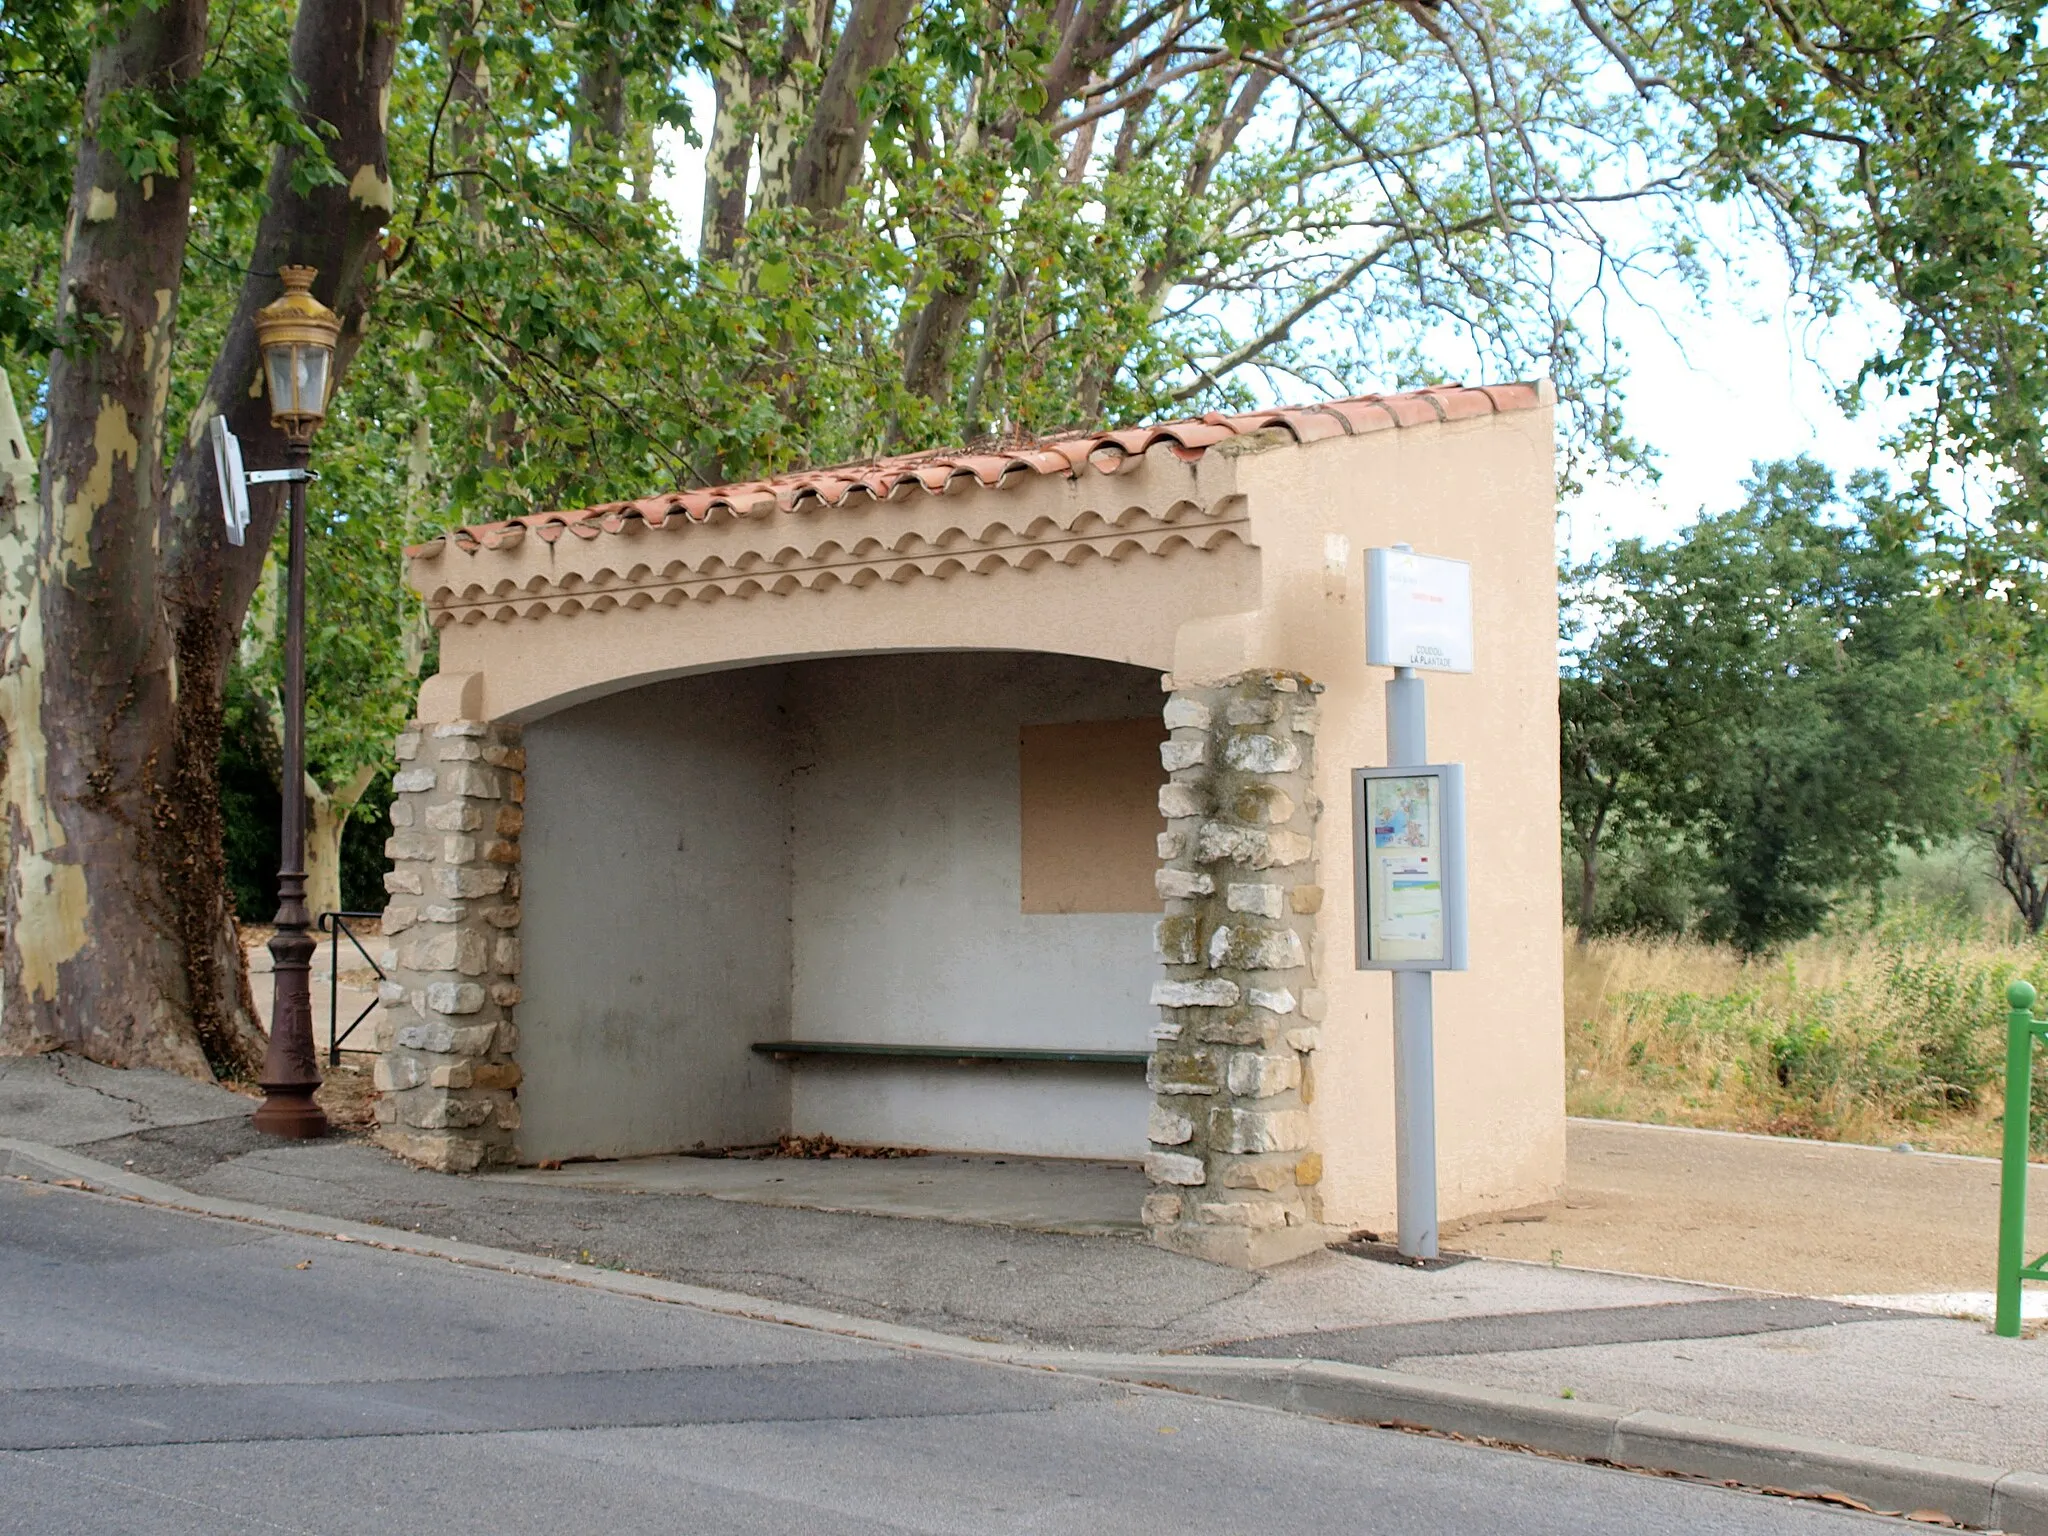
left=1144, top=669, right=1329, bottom=1267
left=370, top=719, right=525, bottom=1172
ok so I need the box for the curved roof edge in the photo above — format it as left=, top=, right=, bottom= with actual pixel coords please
left=410, top=380, right=1552, bottom=558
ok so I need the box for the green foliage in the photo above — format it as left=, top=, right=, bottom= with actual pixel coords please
left=220, top=663, right=397, bottom=917
left=220, top=664, right=284, bottom=922
left=1576, top=918, right=2046, bottom=1146
left=1563, top=458, right=1965, bottom=952
left=1927, top=557, right=2048, bottom=934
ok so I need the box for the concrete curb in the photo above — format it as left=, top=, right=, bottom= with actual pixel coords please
left=4, top=1134, right=2042, bottom=1531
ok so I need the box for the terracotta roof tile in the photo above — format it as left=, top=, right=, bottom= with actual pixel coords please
left=413, top=381, right=1549, bottom=557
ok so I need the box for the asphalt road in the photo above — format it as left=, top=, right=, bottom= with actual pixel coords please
left=0, top=1180, right=1889, bottom=1535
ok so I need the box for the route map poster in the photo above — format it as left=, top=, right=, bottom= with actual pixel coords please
left=1352, top=763, right=1466, bottom=970
left=1367, top=774, right=1445, bottom=963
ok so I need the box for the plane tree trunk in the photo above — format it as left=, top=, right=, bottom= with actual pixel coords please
left=0, top=0, right=404, bottom=1077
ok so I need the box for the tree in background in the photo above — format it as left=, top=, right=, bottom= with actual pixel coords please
left=7, top=0, right=2036, bottom=1074
left=1585, top=0, right=2048, bottom=544
left=1562, top=459, right=1963, bottom=952
left=0, top=0, right=1742, bottom=1076
left=1933, top=550, right=2048, bottom=933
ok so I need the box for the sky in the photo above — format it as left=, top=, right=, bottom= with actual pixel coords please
left=1556, top=224, right=1910, bottom=566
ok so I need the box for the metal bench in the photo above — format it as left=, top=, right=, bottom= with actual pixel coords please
left=750, top=1040, right=1148, bottom=1066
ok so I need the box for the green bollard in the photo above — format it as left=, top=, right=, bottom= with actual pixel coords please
left=1998, top=980, right=2040, bottom=1338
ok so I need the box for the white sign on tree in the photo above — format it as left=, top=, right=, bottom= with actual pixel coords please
left=1366, top=547, right=1474, bottom=673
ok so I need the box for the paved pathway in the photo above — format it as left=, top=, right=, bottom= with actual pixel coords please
left=1456, top=1118, right=2048, bottom=1302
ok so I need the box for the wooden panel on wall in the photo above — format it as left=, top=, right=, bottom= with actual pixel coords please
left=1019, top=718, right=1166, bottom=913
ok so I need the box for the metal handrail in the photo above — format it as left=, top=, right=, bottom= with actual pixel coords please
left=317, top=910, right=386, bottom=1068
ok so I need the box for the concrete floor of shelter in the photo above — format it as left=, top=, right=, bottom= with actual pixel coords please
left=489, top=1152, right=1149, bottom=1237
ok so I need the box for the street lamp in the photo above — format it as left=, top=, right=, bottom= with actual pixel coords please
left=250, top=266, right=340, bottom=1140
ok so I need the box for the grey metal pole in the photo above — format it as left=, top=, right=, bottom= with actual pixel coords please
left=1386, top=665, right=1438, bottom=1258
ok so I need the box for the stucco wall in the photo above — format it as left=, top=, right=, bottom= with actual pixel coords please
left=785, top=652, right=1162, bottom=1158
left=518, top=670, right=795, bottom=1162
left=1201, top=410, right=1565, bottom=1231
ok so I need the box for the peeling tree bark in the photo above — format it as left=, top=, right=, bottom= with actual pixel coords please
left=1, top=0, right=405, bottom=1079
left=785, top=0, right=914, bottom=218
left=0, top=0, right=212, bottom=1069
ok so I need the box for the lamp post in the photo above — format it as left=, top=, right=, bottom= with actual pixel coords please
left=250, top=266, right=340, bottom=1139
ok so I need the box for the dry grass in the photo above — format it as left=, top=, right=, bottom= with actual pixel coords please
left=1566, top=912, right=2048, bottom=1156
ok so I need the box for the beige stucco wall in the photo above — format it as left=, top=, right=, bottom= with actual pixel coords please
left=406, top=397, right=1563, bottom=1231
left=1195, top=412, right=1566, bottom=1230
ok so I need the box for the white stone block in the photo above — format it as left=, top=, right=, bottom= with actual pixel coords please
left=1222, top=733, right=1302, bottom=773
left=392, top=767, right=436, bottom=794
left=1160, top=739, right=1207, bottom=771
left=425, top=801, right=481, bottom=832
left=1147, top=1106, right=1195, bottom=1145
left=1158, top=783, right=1206, bottom=819
left=1155, top=868, right=1214, bottom=900
left=1195, top=822, right=1265, bottom=865
left=1249, top=987, right=1297, bottom=1015
left=1151, top=978, right=1240, bottom=1008
left=1211, top=1107, right=1309, bottom=1154
left=1208, top=925, right=1306, bottom=972
left=1146, top=1152, right=1207, bottom=1186
left=433, top=865, right=509, bottom=899
left=1197, top=1200, right=1288, bottom=1228
left=441, top=764, right=501, bottom=799
left=1226, top=883, right=1283, bottom=918
left=425, top=981, right=486, bottom=1016
left=1162, top=697, right=1212, bottom=730
left=397, top=1021, right=458, bottom=1054
left=1226, top=1052, right=1301, bottom=1098
left=1141, top=1192, right=1184, bottom=1225
left=1225, top=697, right=1278, bottom=725
left=1283, top=1026, right=1322, bottom=1053
left=1261, top=829, right=1312, bottom=868
left=374, top=1054, right=425, bottom=1091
